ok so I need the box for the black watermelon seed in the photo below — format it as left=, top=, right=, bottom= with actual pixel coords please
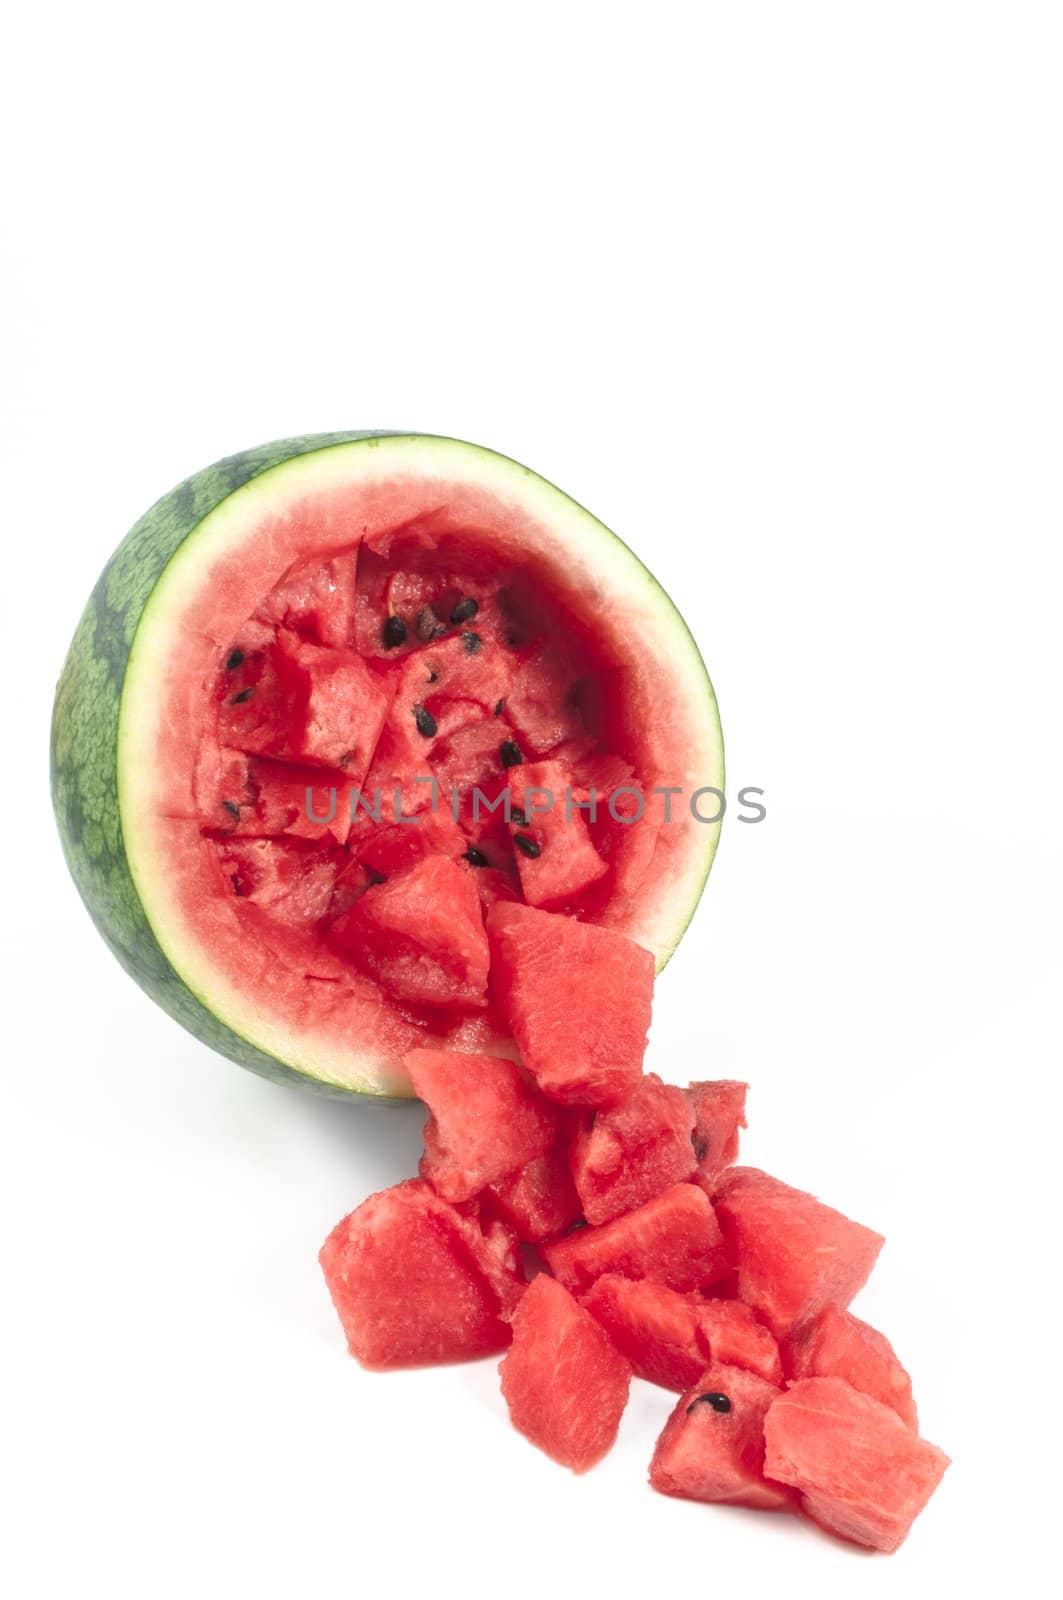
left=220, top=800, right=240, bottom=820
left=230, top=686, right=255, bottom=705
left=225, top=648, right=245, bottom=671
left=687, top=1392, right=732, bottom=1416
left=365, top=867, right=387, bottom=887
left=383, top=615, right=407, bottom=649
left=451, top=597, right=479, bottom=623
left=692, top=1135, right=708, bottom=1162
left=509, top=807, right=528, bottom=826
left=463, top=846, right=489, bottom=867
left=500, top=740, right=523, bottom=768
left=461, top=631, right=483, bottom=654
left=514, top=833, right=541, bottom=859
left=413, top=705, right=438, bottom=738
left=427, top=670, right=439, bottom=684
left=417, top=606, right=447, bottom=642
left=494, top=699, right=504, bottom=716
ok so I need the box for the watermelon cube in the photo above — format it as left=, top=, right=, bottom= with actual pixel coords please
left=503, top=760, right=608, bottom=908
left=763, top=1377, right=950, bottom=1552
left=255, top=548, right=360, bottom=649
left=215, top=837, right=342, bottom=926
left=328, top=855, right=490, bottom=1011
left=712, top=1167, right=884, bottom=1338
left=272, top=632, right=389, bottom=775
left=406, top=1048, right=557, bottom=1203
left=319, top=1180, right=523, bottom=1368
left=649, top=1361, right=795, bottom=1511
left=499, top=1274, right=631, bottom=1473
left=685, top=1079, right=748, bottom=1187
left=568, top=1072, right=696, bottom=1225
left=482, top=1143, right=583, bottom=1244
left=581, top=1274, right=707, bottom=1391
left=694, top=1299, right=784, bottom=1386
left=542, top=1183, right=730, bottom=1296
left=582, top=1275, right=782, bottom=1391
left=352, top=808, right=466, bottom=878
left=486, top=902, right=654, bottom=1107
left=503, top=644, right=585, bottom=757
left=783, top=1305, right=918, bottom=1429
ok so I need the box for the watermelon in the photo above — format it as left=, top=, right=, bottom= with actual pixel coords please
left=482, top=1143, right=583, bottom=1244
left=319, top=1179, right=523, bottom=1368
left=542, top=1183, right=730, bottom=1296
left=685, top=1079, right=748, bottom=1188
left=712, top=1167, right=884, bottom=1338
left=582, top=1275, right=782, bottom=1390
left=568, top=1072, right=696, bottom=1225
left=649, top=1361, right=794, bottom=1511
left=51, top=432, right=723, bottom=1097
left=783, top=1305, right=918, bottom=1429
left=498, top=1274, right=631, bottom=1473
left=407, top=1047, right=557, bottom=1203
left=487, top=902, right=655, bottom=1106
left=327, top=854, right=491, bottom=1010
left=763, top=1378, right=950, bottom=1552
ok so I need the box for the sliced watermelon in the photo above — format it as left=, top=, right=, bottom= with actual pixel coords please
left=406, top=1048, right=557, bottom=1204
left=319, top=1179, right=523, bottom=1368
left=568, top=1072, right=696, bottom=1225
left=763, top=1378, right=950, bottom=1552
left=215, top=837, right=343, bottom=928
left=581, top=1275, right=782, bottom=1390
left=482, top=1143, right=583, bottom=1244
left=685, top=1079, right=748, bottom=1187
left=328, top=855, right=490, bottom=1011
left=487, top=902, right=654, bottom=1106
left=53, top=433, right=723, bottom=1095
left=499, top=1274, right=631, bottom=1473
left=713, top=1167, right=884, bottom=1339
left=502, top=759, right=608, bottom=908
left=542, top=1183, right=730, bottom=1296
left=783, top=1306, right=918, bottom=1429
left=649, top=1361, right=794, bottom=1511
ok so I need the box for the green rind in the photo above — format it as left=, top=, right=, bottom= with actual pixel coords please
left=51, top=431, right=401, bottom=1099
left=51, top=432, right=723, bottom=1099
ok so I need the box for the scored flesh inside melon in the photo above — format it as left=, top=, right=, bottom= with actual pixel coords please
left=51, top=433, right=723, bottom=1096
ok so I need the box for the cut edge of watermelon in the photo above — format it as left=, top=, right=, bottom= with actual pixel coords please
left=116, top=434, right=723, bottom=1093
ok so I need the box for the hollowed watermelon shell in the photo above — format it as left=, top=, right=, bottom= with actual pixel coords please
left=51, top=433, right=723, bottom=1097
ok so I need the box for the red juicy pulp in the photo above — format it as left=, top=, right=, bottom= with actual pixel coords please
left=184, top=518, right=670, bottom=1068
left=498, top=1274, right=632, bottom=1474
left=650, top=1361, right=795, bottom=1512
left=763, top=1378, right=950, bottom=1553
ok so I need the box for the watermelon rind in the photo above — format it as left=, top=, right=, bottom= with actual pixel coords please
left=51, top=433, right=724, bottom=1097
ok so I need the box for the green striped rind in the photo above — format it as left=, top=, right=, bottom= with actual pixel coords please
left=50, top=430, right=400, bottom=1099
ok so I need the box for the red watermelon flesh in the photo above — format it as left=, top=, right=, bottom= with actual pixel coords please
left=713, top=1167, right=884, bottom=1339
left=695, top=1299, right=784, bottom=1386
left=503, top=644, right=586, bottom=758
left=649, top=1361, right=795, bottom=1511
left=319, top=1179, right=522, bottom=1368
left=581, top=1274, right=707, bottom=1390
left=498, top=1274, right=631, bottom=1473
left=568, top=1072, right=696, bottom=1225
left=581, top=1275, right=782, bottom=1390
left=328, top=855, right=489, bottom=1010
left=783, top=1306, right=918, bottom=1430
left=685, top=1080, right=748, bottom=1187
left=255, top=547, right=361, bottom=649
left=503, top=760, right=608, bottom=908
left=486, top=902, right=654, bottom=1107
left=482, top=1143, right=583, bottom=1244
left=215, top=837, right=343, bottom=928
left=763, top=1378, right=950, bottom=1552
left=351, top=808, right=466, bottom=879
left=406, top=1047, right=557, bottom=1204
left=542, top=1183, right=730, bottom=1296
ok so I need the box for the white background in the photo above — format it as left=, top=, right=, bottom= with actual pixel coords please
left=2, top=4, right=1060, bottom=1596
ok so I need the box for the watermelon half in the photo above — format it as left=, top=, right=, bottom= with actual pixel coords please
left=51, top=433, right=723, bottom=1097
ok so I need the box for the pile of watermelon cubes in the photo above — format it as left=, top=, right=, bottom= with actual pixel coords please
left=320, top=904, right=950, bottom=1554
